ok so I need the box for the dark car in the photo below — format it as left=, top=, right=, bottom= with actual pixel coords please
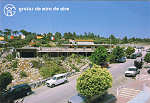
left=116, top=57, right=126, bottom=63
left=68, top=94, right=86, bottom=103
left=146, top=49, right=150, bottom=52
left=136, top=52, right=142, bottom=57
left=2, top=84, right=32, bottom=100
left=130, top=53, right=137, bottom=59
left=147, top=69, right=150, bottom=74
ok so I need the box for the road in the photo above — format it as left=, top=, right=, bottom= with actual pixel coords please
left=24, top=50, right=146, bottom=103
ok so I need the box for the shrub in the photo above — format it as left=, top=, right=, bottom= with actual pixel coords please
left=12, top=60, right=18, bottom=68
left=90, top=46, right=108, bottom=66
left=31, top=60, right=41, bottom=68
left=39, top=61, right=66, bottom=78
left=77, top=64, right=112, bottom=98
left=42, top=54, right=49, bottom=61
left=0, top=72, right=13, bottom=91
left=5, top=54, right=14, bottom=61
left=20, top=71, right=27, bottom=78
left=126, top=46, right=135, bottom=58
left=111, top=46, right=125, bottom=63
left=134, top=60, right=143, bottom=69
left=144, top=53, right=150, bottom=63
left=70, top=64, right=80, bottom=72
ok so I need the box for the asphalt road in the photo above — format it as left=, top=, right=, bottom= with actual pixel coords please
left=24, top=50, right=146, bottom=103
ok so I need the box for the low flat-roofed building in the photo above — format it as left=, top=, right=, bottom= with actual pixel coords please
left=16, top=40, right=114, bottom=58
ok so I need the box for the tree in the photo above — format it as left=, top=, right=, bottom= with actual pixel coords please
left=55, top=32, right=62, bottom=41
left=0, top=30, right=3, bottom=36
left=122, top=36, right=128, bottom=44
left=12, top=30, right=19, bottom=36
left=90, top=46, right=108, bottom=66
left=126, top=46, right=135, bottom=58
left=76, top=64, right=112, bottom=99
left=111, top=46, right=125, bottom=62
left=144, top=53, right=150, bottom=63
left=0, top=72, right=13, bottom=91
left=134, top=60, right=143, bottom=69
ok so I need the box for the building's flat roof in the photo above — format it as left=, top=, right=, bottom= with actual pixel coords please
left=75, top=40, right=94, bottom=42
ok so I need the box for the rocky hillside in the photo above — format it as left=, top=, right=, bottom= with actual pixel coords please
left=0, top=54, right=91, bottom=87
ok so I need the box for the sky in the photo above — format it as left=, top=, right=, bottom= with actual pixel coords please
left=0, top=1, right=150, bottom=38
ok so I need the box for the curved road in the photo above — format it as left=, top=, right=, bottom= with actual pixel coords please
left=24, top=50, right=146, bottom=103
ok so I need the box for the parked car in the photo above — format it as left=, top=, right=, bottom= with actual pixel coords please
left=147, top=69, right=150, bottom=74
left=100, top=62, right=109, bottom=68
left=146, top=49, right=150, bottom=52
left=136, top=52, right=142, bottom=57
left=68, top=94, right=86, bottom=103
left=130, top=53, right=137, bottom=59
left=46, top=73, right=68, bottom=88
left=125, top=66, right=140, bottom=77
left=116, top=57, right=126, bottom=63
left=2, top=84, right=32, bottom=100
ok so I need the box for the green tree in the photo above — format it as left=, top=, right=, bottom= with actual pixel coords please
left=134, top=60, right=143, bottom=69
left=0, top=72, right=13, bottom=91
left=111, top=46, right=125, bottom=62
left=5, top=54, right=15, bottom=61
left=122, top=36, right=128, bottom=44
left=144, top=53, right=150, bottom=63
left=0, top=30, right=3, bottom=36
left=55, top=32, right=62, bottom=41
left=90, top=46, right=108, bottom=66
left=76, top=64, right=112, bottom=99
left=12, top=30, right=19, bottom=36
left=125, top=46, right=135, bottom=58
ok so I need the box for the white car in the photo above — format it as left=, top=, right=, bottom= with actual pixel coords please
left=125, top=66, right=140, bottom=77
left=46, top=73, right=68, bottom=88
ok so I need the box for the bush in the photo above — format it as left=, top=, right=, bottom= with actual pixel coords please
left=70, top=64, right=80, bottom=72
left=90, top=46, right=108, bottom=66
left=76, top=64, right=112, bottom=99
left=134, top=60, right=143, bottom=69
left=126, top=46, right=135, bottom=58
left=107, top=54, right=115, bottom=64
left=5, top=54, right=14, bottom=61
left=0, top=72, right=13, bottom=91
left=12, top=60, right=18, bottom=68
left=31, top=60, right=41, bottom=68
left=42, top=54, right=49, bottom=61
left=144, top=53, right=150, bottom=63
left=111, top=46, right=125, bottom=63
left=20, top=71, right=27, bottom=78
left=39, top=61, right=66, bottom=78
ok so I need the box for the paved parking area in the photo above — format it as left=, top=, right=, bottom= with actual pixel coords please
left=116, top=68, right=150, bottom=103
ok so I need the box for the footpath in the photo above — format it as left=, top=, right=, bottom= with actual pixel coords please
left=116, top=68, right=150, bottom=103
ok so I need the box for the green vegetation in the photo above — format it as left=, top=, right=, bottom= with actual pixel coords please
left=1, top=29, right=150, bottom=48
left=90, top=46, right=108, bottom=66
left=109, top=46, right=125, bottom=63
left=144, top=53, right=150, bottom=63
left=39, top=60, right=66, bottom=78
left=126, top=46, right=135, bottom=58
left=31, top=60, right=41, bottom=68
left=5, top=54, right=15, bottom=61
left=70, top=64, right=80, bottom=72
left=0, top=72, right=13, bottom=91
left=20, top=71, right=28, bottom=78
left=12, top=60, right=18, bottom=68
left=134, top=60, right=143, bottom=69
left=77, top=64, right=112, bottom=99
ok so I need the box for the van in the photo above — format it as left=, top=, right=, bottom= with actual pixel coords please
left=46, top=73, right=68, bottom=88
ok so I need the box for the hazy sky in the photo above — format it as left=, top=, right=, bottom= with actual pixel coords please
left=0, top=1, right=150, bottom=38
